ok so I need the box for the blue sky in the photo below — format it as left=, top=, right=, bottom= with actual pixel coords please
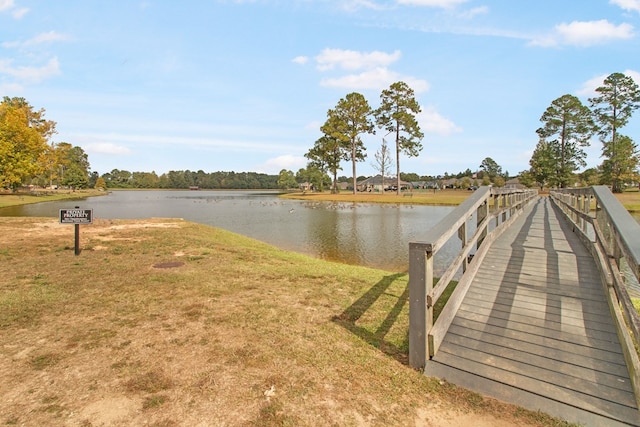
left=2, top=0, right=639, bottom=178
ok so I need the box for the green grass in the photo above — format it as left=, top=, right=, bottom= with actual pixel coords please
left=0, top=217, right=578, bottom=426
left=0, top=189, right=105, bottom=208
left=281, top=188, right=471, bottom=206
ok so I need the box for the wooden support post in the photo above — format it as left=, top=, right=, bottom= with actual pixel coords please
left=74, top=223, right=80, bottom=256
left=458, top=222, right=467, bottom=273
left=477, top=201, right=488, bottom=249
left=409, top=243, right=433, bottom=369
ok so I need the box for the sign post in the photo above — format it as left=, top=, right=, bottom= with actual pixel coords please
left=59, top=207, right=93, bottom=255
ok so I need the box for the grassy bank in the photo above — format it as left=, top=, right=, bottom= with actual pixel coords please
left=283, top=187, right=640, bottom=211
left=0, top=217, right=573, bottom=426
left=0, top=189, right=105, bottom=208
left=614, top=189, right=640, bottom=212
left=281, top=189, right=471, bottom=206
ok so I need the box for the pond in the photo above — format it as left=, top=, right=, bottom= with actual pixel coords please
left=0, top=190, right=458, bottom=273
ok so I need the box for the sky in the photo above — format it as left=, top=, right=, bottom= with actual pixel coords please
left=1, top=0, right=640, bottom=178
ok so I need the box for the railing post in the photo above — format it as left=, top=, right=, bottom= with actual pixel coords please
left=458, top=222, right=468, bottom=273
left=582, top=195, right=590, bottom=234
left=501, top=193, right=507, bottom=222
left=409, top=243, right=433, bottom=369
left=477, top=200, right=488, bottom=249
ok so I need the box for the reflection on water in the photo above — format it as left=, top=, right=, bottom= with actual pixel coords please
left=0, top=190, right=459, bottom=273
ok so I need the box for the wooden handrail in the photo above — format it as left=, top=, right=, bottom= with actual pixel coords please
left=550, top=186, right=640, bottom=407
left=409, top=186, right=537, bottom=369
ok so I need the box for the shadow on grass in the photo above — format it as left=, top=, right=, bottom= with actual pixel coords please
left=332, top=272, right=409, bottom=365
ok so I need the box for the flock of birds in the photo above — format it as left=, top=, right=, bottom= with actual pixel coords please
left=186, top=196, right=415, bottom=213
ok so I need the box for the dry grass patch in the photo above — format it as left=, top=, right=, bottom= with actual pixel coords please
left=0, top=217, right=576, bottom=426
left=615, top=189, right=640, bottom=211
left=282, top=189, right=471, bottom=205
left=0, top=189, right=105, bottom=208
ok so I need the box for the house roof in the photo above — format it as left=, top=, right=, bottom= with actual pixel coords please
left=357, top=175, right=410, bottom=186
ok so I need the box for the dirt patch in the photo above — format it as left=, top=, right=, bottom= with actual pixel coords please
left=153, top=262, right=185, bottom=269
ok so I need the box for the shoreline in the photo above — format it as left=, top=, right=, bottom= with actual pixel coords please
left=2, top=187, right=639, bottom=212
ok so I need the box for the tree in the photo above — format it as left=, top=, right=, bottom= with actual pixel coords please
left=371, top=137, right=394, bottom=193
left=400, top=172, right=420, bottom=182
left=0, top=97, right=56, bottom=190
left=460, top=176, right=471, bottom=189
left=493, top=175, right=505, bottom=188
left=600, top=134, right=639, bottom=189
left=131, top=171, right=160, bottom=188
left=103, top=169, right=132, bottom=188
left=589, top=72, right=640, bottom=192
left=296, top=165, right=330, bottom=192
left=529, top=139, right=556, bottom=190
left=277, top=169, right=297, bottom=190
left=321, top=93, right=374, bottom=195
left=536, top=94, right=595, bottom=188
left=60, top=145, right=90, bottom=189
left=578, top=167, right=601, bottom=187
left=518, top=170, right=535, bottom=188
left=94, top=176, right=107, bottom=190
left=306, top=134, right=346, bottom=193
left=375, top=81, right=424, bottom=195
left=479, top=157, right=503, bottom=182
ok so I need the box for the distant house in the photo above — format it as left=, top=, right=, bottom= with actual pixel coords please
left=411, top=181, right=438, bottom=189
left=505, top=177, right=525, bottom=190
left=356, top=175, right=411, bottom=192
left=337, top=181, right=350, bottom=191
left=299, top=182, right=313, bottom=192
left=441, top=178, right=459, bottom=189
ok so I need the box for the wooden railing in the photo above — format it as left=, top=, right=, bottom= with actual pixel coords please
left=408, top=186, right=538, bottom=369
left=550, top=186, right=640, bottom=403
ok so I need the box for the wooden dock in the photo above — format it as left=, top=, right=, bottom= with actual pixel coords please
left=424, top=197, right=640, bottom=426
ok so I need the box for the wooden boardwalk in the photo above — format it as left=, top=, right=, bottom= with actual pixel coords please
left=424, top=197, right=640, bottom=426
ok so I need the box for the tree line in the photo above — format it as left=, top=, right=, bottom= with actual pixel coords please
left=0, top=96, right=281, bottom=191
left=523, top=72, right=640, bottom=193
left=0, top=97, right=91, bottom=191
left=299, top=81, right=424, bottom=195
left=100, top=169, right=279, bottom=189
left=3, top=73, right=638, bottom=193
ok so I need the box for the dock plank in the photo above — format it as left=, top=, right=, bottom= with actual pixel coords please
left=426, top=197, right=640, bottom=426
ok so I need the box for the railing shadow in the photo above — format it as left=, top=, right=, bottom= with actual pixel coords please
left=332, top=272, right=409, bottom=365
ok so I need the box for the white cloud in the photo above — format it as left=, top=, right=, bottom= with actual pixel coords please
left=531, top=20, right=634, bottom=47
left=339, top=0, right=386, bottom=12
left=418, top=106, right=462, bottom=135
left=321, top=67, right=400, bottom=90
left=0, top=0, right=28, bottom=18
left=577, top=69, right=640, bottom=96
left=305, top=120, right=322, bottom=130
left=316, top=48, right=401, bottom=71
left=458, top=6, right=488, bottom=19
left=315, top=48, right=428, bottom=93
left=0, top=0, right=14, bottom=11
left=292, top=56, right=309, bottom=65
left=11, top=6, right=27, bottom=18
left=257, top=155, right=306, bottom=174
left=0, top=57, right=60, bottom=83
left=2, top=31, right=70, bottom=48
left=85, top=143, right=133, bottom=155
left=0, top=82, right=23, bottom=93
left=610, top=0, right=640, bottom=13
left=72, top=131, right=299, bottom=153
left=320, top=67, right=429, bottom=93
left=397, top=0, right=468, bottom=7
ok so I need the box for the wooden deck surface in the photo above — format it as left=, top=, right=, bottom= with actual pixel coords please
left=425, top=197, right=640, bottom=427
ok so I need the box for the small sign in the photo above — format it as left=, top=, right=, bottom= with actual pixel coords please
left=60, top=208, right=93, bottom=224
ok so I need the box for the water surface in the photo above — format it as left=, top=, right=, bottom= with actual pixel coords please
left=0, top=190, right=457, bottom=273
